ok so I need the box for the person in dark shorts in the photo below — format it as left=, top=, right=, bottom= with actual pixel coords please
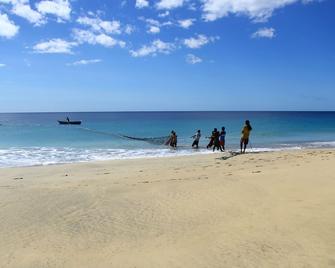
left=212, top=128, right=220, bottom=152
left=219, top=127, right=226, bottom=151
left=170, top=131, right=177, bottom=148
left=165, top=130, right=177, bottom=148
left=240, top=120, right=252, bottom=153
left=207, top=128, right=217, bottom=149
left=191, top=130, right=201, bottom=149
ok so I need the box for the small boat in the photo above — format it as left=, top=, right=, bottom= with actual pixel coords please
left=58, top=120, right=82, bottom=125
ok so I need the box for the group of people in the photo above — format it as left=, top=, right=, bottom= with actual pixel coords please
left=165, top=130, right=177, bottom=148
left=205, top=127, right=227, bottom=152
left=166, top=120, right=253, bottom=154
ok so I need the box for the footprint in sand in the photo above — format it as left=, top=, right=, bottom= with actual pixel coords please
left=252, top=171, right=262, bottom=174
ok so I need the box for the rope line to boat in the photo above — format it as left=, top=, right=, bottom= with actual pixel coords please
left=77, top=127, right=169, bottom=145
left=77, top=127, right=125, bottom=139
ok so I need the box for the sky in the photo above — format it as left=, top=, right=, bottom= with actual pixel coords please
left=0, top=0, right=334, bottom=112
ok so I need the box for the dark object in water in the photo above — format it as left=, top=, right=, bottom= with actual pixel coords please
left=58, top=120, right=82, bottom=125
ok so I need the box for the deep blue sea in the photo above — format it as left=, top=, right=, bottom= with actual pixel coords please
left=0, top=112, right=334, bottom=167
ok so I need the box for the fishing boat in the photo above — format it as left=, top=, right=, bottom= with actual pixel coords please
left=58, top=120, right=82, bottom=125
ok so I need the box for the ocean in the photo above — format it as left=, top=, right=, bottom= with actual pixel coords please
left=0, top=112, right=334, bottom=167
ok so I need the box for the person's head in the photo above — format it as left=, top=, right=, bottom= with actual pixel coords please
left=245, top=120, right=250, bottom=126
left=197, top=130, right=201, bottom=133
left=214, top=128, right=217, bottom=132
left=222, top=127, right=225, bottom=131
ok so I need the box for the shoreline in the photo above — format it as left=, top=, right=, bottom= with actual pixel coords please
left=1, top=149, right=335, bottom=267
left=0, top=145, right=331, bottom=169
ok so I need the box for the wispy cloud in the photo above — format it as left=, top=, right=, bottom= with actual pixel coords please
left=0, top=12, right=19, bottom=38
left=67, top=59, right=102, bottom=66
left=135, top=0, right=149, bottom=9
left=183, top=34, right=219, bottom=49
left=147, top=25, right=160, bottom=34
left=201, top=0, right=319, bottom=22
left=72, top=29, right=125, bottom=48
left=252, top=27, right=276, bottom=39
left=0, top=63, right=6, bottom=67
left=130, top=39, right=175, bottom=57
left=124, top=24, right=134, bottom=34
left=156, top=0, right=184, bottom=10
left=140, top=17, right=172, bottom=34
left=33, top=38, right=77, bottom=54
left=186, top=54, right=202, bottom=64
left=158, top=11, right=170, bottom=18
left=36, top=0, right=71, bottom=21
left=178, top=18, right=195, bottom=29
left=77, top=16, right=121, bottom=35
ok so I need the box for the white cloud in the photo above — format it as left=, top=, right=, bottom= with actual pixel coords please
left=186, top=54, right=202, bottom=64
left=183, top=34, right=218, bottom=49
left=188, top=2, right=197, bottom=11
left=12, top=2, right=45, bottom=25
left=178, top=18, right=195, bottom=29
left=12, top=4, right=45, bottom=25
left=141, top=17, right=172, bottom=33
left=144, top=18, right=160, bottom=26
left=252, top=27, right=276, bottom=38
left=72, top=29, right=125, bottom=48
left=201, top=0, right=317, bottom=22
left=124, top=24, right=134, bottom=34
left=33, top=38, right=76, bottom=54
left=0, top=12, right=19, bottom=38
left=130, top=39, right=175, bottom=57
left=0, top=0, right=45, bottom=25
left=0, top=63, right=6, bottom=67
left=156, top=0, right=184, bottom=10
left=147, top=25, right=160, bottom=34
left=36, top=0, right=71, bottom=21
left=67, top=59, right=102, bottom=66
left=77, top=16, right=121, bottom=34
left=158, top=11, right=170, bottom=17
left=135, top=0, right=149, bottom=8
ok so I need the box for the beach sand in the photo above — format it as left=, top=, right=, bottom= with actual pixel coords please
left=0, top=149, right=335, bottom=268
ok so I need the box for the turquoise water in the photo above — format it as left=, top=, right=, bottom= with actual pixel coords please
left=0, top=112, right=334, bottom=167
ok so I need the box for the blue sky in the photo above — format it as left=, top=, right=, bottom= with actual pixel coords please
left=0, top=0, right=334, bottom=112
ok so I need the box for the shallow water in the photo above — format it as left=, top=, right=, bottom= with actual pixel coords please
left=0, top=111, right=334, bottom=167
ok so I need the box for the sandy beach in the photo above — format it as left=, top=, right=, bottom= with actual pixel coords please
left=0, top=149, right=335, bottom=268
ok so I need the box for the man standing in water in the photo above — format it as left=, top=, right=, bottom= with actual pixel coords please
left=219, top=127, right=226, bottom=151
left=191, top=130, right=201, bottom=149
left=240, top=120, right=252, bottom=153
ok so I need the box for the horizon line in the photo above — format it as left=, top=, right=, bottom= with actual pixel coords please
left=0, top=110, right=335, bottom=114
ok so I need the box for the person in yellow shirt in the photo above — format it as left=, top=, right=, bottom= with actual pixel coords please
left=240, top=120, right=252, bottom=153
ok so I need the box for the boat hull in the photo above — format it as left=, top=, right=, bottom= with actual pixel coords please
left=58, top=120, right=82, bottom=125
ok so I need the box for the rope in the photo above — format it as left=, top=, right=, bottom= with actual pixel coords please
left=78, top=127, right=124, bottom=139
left=77, top=127, right=168, bottom=145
